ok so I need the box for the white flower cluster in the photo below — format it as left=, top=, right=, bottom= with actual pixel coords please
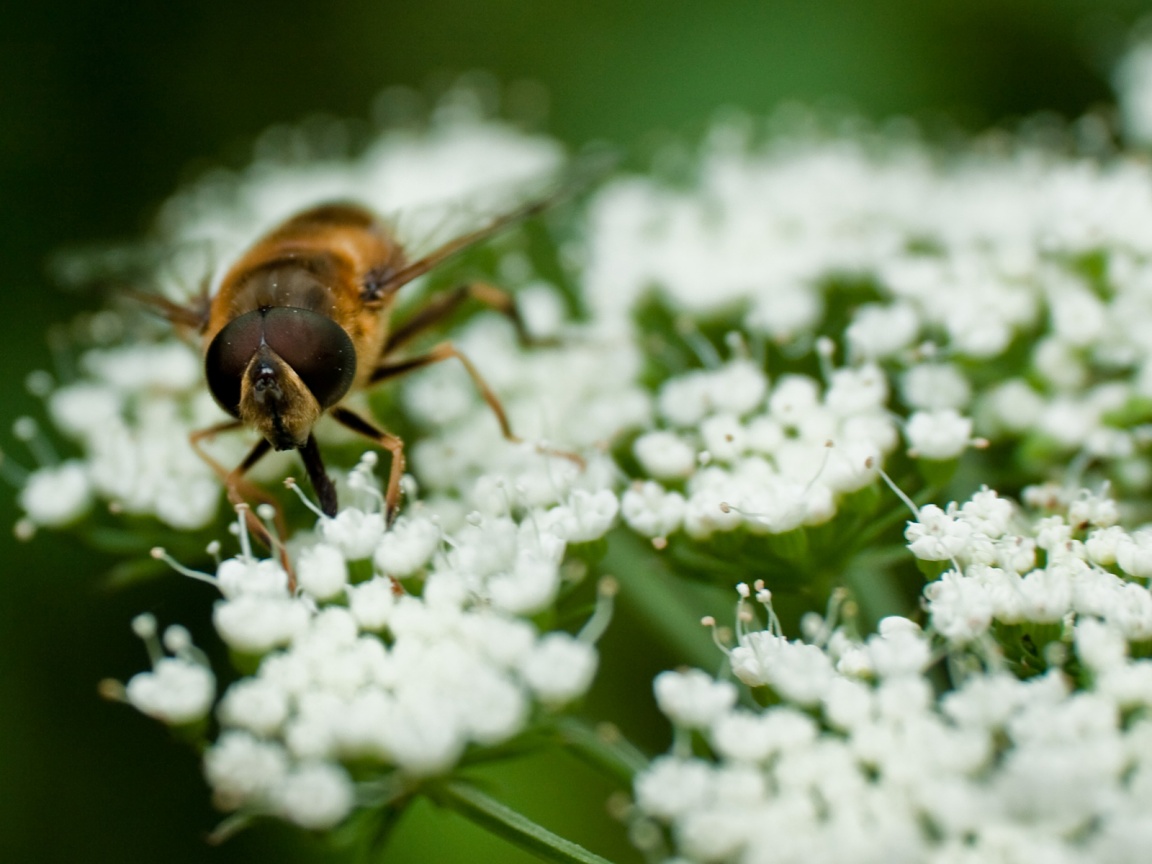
left=912, top=485, right=1152, bottom=648
left=17, top=341, right=239, bottom=531
left=121, top=457, right=614, bottom=831
left=585, top=114, right=1152, bottom=502
left=633, top=586, right=1152, bottom=864
left=622, top=359, right=896, bottom=541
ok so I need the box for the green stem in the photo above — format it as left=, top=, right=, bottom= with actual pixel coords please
left=550, top=716, right=649, bottom=786
left=603, top=531, right=724, bottom=671
left=430, top=780, right=620, bottom=864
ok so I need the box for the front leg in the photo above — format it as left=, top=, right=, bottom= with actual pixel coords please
left=330, top=407, right=407, bottom=525
left=190, top=422, right=294, bottom=585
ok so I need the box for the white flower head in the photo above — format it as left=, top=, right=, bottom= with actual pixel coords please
left=272, top=762, right=356, bottom=830
left=19, top=461, right=92, bottom=528
left=633, top=430, right=697, bottom=479
left=125, top=658, right=215, bottom=725
left=906, top=504, right=974, bottom=561
left=906, top=409, right=974, bottom=460
left=654, top=669, right=738, bottom=729
left=1115, top=529, right=1152, bottom=579
left=320, top=507, right=385, bottom=560
left=373, top=514, right=441, bottom=577
left=520, top=632, right=598, bottom=705
left=296, top=543, right=348, bottom=600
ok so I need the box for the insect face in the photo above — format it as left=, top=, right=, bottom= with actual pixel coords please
left=205, top=306, right=357, bottom=450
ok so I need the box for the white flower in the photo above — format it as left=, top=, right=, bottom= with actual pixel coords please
left=216, top=557, right=291, bottom=599
left=1116, top=529, right=1152, bottom=579
left=19, top=462, right=92, bottom=528
left=925, top=569, right=994, bottom=643
left=1086, top=526, right=1126, bottom=567
left=867, top=618, right=930, bottom=678
left=272, top=762, right=355, bottom=830
left=633, top=430, right=696, bottom=479
left=700, top=413, right=747, bottom=462
left=47, top=383, right=122, bottom=440
left=906, top=409, right=973, bottom=460
left=982, top=379, right=1045, bottom=434
left=730, top=632, right=836, bottom=705
left=825, top=364, right=889, bottom=416
left=543, top=489, right=619, bottom=543
left=373, top=514, right=441, bottom=577
left=634, top=756, right=714, bottom=821
left=218, top=677, right=290, bottom=736
left=709, top=361, right=769, bottom=416
left=204, top=731, right=290, bottom=809
left=654, top=669, right=738, bottom=729
left=906, top=505, right=973, bottom=561
left=296, top=543, right=348, bottom=600
left=901, top=363, right=972, bottom=411
left=845, top=302, right=920, bottom=360
left=347, top=576, right=397, bottom=631
left=320, top=507, right=385, bottom=560
left=1075, top=618, right=1129, bottom=673
left=958, top=487, right=1014, bottom=538
left=213, top=595, right=310, bottom=654
left=520, top=632, right=598, bottom=705
left=621, top=481, right=686, bottom=537
left=125, top=658, right=215, bottom=725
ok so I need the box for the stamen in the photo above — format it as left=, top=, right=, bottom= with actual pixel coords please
left=815, top=336, right=836, bottom=383
left=162, top=624, right=191, bottom=654
left=802, top=439, right=835, bottom=495
left=234, top=504, right=254, bottom=560
left=724, top=330, right=750, bottom=359
left=701, top=615, right=731, bottom=655
left=350, top=474, right=386, bottom=512
left=877, top=464, right=920, bottom=519
left=284, top=477, right=327, bottom=519
left=96, top=679, right=127, bottom=703
left=151, top=546, right=218, bottom=589
left=577, top=575, right=618, bottom=645
left=163, top=624, right=211, bottom=667
left=24, top=370, right=54, bottom=398
left=131, top=612, right=163, bottom=667
left=750, top=583, right=783, bottom=637
left=12, top=416, right=58, bottom=467
left=255, top=503, right=288, bottom=553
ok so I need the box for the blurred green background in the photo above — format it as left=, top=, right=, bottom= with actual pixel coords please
left=1, top=1, right=1148, bottom=862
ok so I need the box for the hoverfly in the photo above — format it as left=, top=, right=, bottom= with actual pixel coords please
left=142, top=177, right=580, bottom=536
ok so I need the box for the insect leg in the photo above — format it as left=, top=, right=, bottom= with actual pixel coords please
left=190, top=422, right=293, bottom=582
left=370, top=341, right=517, bottom=441
left=383, top=281, right=548, bottom=355
left=124, top=288, right=210, bottom=331
left=329, top=407, right=406, bottom=524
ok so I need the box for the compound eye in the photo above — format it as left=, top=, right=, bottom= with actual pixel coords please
left=262, top=307, right=357, bottom=408
left=205, top=310, right=264, bottom=416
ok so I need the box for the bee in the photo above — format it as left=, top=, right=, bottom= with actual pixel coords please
left=145, top=187, right=567, bottom=532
